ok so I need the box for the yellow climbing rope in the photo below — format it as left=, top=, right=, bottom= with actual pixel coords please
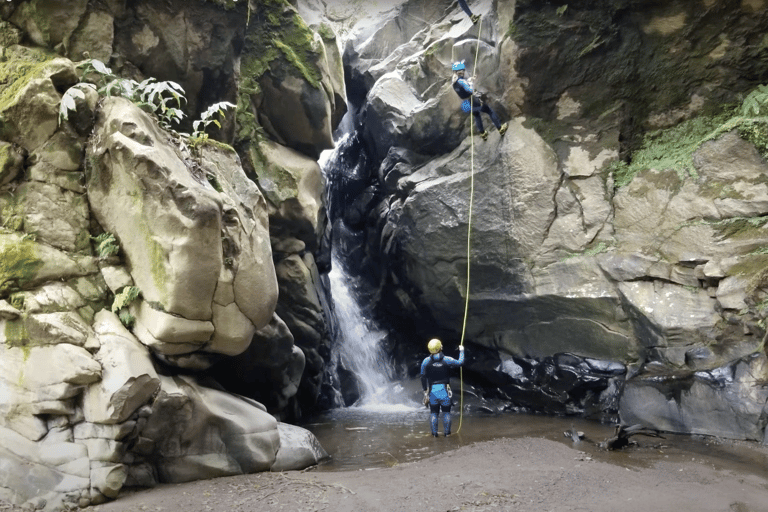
left=456, top=19, right=482, bottom=435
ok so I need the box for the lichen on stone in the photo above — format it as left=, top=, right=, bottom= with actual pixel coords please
left=0, top=46, right=57, bottom=116
left=0, top=235, right=44, bottom=296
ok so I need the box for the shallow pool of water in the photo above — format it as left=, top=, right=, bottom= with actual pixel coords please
left=301, top=404, right=768, bottom=480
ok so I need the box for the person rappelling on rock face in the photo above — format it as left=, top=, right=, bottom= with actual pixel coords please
left=421, top=338, right=465, bottom=437
left=452, top=60, right=508, bottom=141
left=458, top=0, right=481, bottom=24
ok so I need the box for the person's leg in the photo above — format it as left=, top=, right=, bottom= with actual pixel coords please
left=441, top=399, right=453, bottom=436
left=481, top=103, right=502, bottom=129
left=472, top=105, right=485, bottom=133
left=457, top=0, right=473, bottom=16
left=429, top=401, right=440, bottom=436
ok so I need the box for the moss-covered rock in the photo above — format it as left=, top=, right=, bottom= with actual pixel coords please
left=0, top=141, right=24, bottom=186
left=237, top=0, right=336, bottom=158
left=245, top=138, right=325, bottom=252
left=0, top=231, right=98, bottom=297
left=0, top=46, right=77, bottom=152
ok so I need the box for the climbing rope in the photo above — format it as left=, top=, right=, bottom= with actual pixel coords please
left=456, top=18, right=482, bottom=435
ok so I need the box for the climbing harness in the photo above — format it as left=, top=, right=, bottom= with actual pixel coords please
left=456, top=19, right=482, bottom=435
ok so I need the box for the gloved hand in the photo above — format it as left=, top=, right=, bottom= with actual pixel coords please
left=422, top=390, right=429, bottom=407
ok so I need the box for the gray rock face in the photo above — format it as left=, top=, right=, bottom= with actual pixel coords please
left=321, top=0, right=768, bottom=437
left=87, top=97, right=277, bottom=361
left=272, top=422, right=329, bottom=472
left=620, top=354, right=768, bottom=441
left=0, top=1, right=337, bottom=505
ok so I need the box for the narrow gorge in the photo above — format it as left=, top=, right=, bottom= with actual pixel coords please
left=1, top=0, right=768, bottom=510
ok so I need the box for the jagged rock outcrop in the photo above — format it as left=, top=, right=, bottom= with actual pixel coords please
left=0, top=0, right=339, bottom=509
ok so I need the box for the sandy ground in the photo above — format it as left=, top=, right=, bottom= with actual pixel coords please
left=14, top=437, right=752, bottom=512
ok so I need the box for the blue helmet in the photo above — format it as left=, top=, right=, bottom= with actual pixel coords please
left=452, top=60, right=466, bottom=71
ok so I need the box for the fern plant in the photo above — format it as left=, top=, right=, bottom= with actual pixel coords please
left=91, top=232, right=120, bottom=259
left=740, top=84, right=768, bottom=117
left=111, top=285, right=141, bottom=328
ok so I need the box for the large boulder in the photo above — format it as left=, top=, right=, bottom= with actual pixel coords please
left=271, top=422, right=328, bottom=471
left=246, top=138, right=326, bottom=251
left=620, top=354, right=768, bottom=441
left=87, top=97, right=277, bottom=360
left=239, top=1, right=344, bottom=158
left=137, top=374, right=280, bottom=483
left=0, top=46, right=78, bottom=153
left=394, top=120, right=559, bottom=334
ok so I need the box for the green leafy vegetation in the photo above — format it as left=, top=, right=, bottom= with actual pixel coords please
left=91, top=232, right=120, bottom=259
left=60, top=59, right=235, bottom=140
left=191, top=101, right=236, bottom=143
left=613, top=84, right=768, bottom=188
left=111, top=286, right=140, bottom=328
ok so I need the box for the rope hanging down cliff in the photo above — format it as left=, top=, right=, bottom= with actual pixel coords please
left=456, top=19, right=483, bottom=435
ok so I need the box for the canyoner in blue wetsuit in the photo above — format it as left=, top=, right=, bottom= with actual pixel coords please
left=457, top=0, right=481, bottom=24
left=452, top=60, right=508, bottom=141
left=421, top=339, right=465, bottom=437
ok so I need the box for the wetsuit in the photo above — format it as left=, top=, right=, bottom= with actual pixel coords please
left=452, top=77, right=502, bottom=134
left=420, top=349, right=465, bottom=436
left=458, top=0, right=474, bottom=17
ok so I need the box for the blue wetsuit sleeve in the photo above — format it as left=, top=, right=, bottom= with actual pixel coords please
left=420, top=356, right=430, bottom=390
left=444, top=350, right=465, bottom=367
left=457, top=78, right=473, bottom=95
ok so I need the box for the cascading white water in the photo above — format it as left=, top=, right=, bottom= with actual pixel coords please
left=319, top=131, right=417, bottom=412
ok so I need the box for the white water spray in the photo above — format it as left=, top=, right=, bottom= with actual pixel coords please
left=320, top=134, right=418, bottom=412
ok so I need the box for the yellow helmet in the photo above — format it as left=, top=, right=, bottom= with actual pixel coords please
left=427, top=338, right=442, bottom=354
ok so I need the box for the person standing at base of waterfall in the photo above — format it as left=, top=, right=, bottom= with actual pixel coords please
left=458, top=0, right=481, bottom=24
left=451, top=60, right=508, bottom=141
left=421, top=339, right=465, bottom=437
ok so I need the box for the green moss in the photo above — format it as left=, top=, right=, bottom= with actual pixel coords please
left=614, top=85, right=768, bottom=189
left=0, top=46, right=57, bottom=122
left=317, top=23, right=335, bottom=41
left=147, top=227, right=168, bottom=294
left=729, top=254, right=768, bottom=291
left=246, top=142, right=298, bottom=204
left=0, top=191, right=25, bottom=232
left=710, top=216, right=768, bottom=241
left=4, top=318, right=29, bottom=348
left=242, top=2, right=321, bottom=87
left=236, top=0, right=323, bottom=144
left=0, top=21, right=22, bottom=47
left=562, top=241, right=611, bottom=261
left=0, top=236, right=44, bottom=296
left=739, top=120, right=768, bottom=160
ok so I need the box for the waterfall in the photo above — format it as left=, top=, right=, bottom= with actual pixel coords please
left=319, top=128, right=416, bottom=412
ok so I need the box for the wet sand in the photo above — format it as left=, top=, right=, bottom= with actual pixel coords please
left=4, top=411, right=768, bottom=511
left=85, top=435, right=768, bottom=512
